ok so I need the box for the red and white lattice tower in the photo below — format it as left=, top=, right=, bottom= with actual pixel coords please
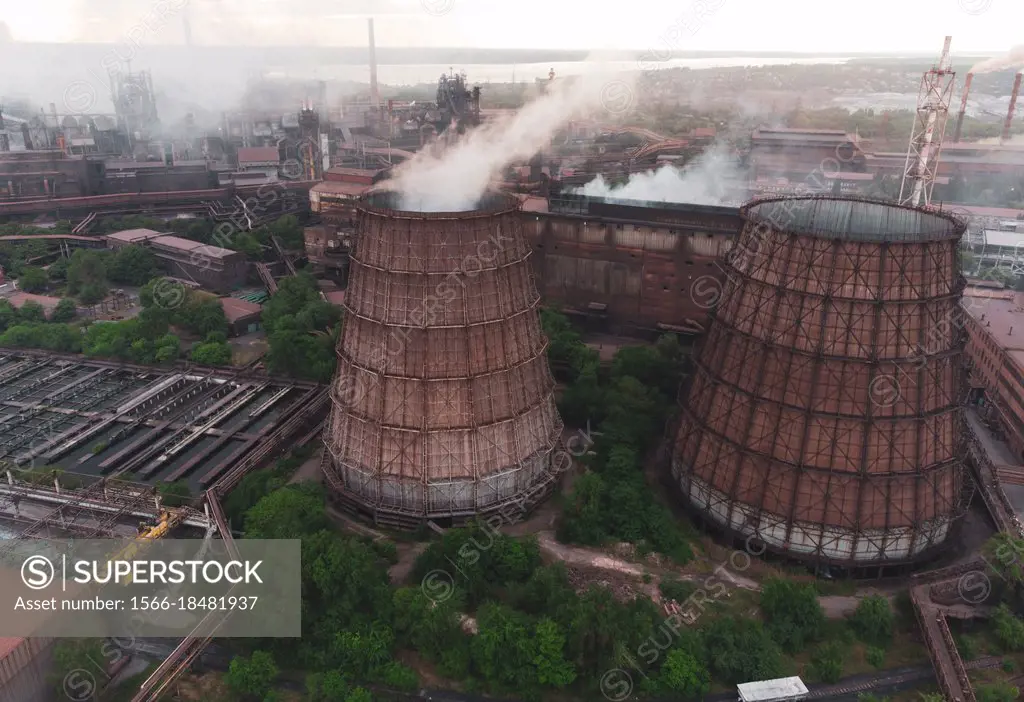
left=898, top=36, right=956, bottom=208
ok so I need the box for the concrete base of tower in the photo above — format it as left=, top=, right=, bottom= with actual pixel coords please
left=322, top=448, right=564, bottom=530
left=672, top=468, right=968, bottom=574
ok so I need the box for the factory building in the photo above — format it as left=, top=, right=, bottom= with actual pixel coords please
left=219, top=296, right=263, bottom=336
left=0, top=637, right=55, bottom=702
left=105, top=231, right=249, bottom=294
left=672, top=196, right=970, bottom=573
left=963, top=286, right=1024, bottom=461
left=323, top=192, right=563, bottom=529
left=309, top=189, right=741, bottom=335
left=749, top=127, right=867, bottom=182
left=0, top=150, right=103, bottom=198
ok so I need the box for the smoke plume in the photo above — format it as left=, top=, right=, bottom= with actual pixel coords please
left=574, top=145, right=747, bottom=207
left=390, top=64, right=635, bottom=212
left=970, top=45, right=1024, bottom=74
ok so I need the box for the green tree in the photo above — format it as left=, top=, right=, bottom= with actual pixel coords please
left=759, top=578, right=825, bottom=652
left=48, top=257, right=70, bottom=283
left=976, top=683, right=1019, bottom=702
left=532, top=617, right=576, bottom=688
left=244, top=485, right=330, bottom=539
left=191, top=334, right=234, bottom=365
left=702, top=616, right=784, bottom=684
left=810, top=640, right=844, bottom=683
left=108, top=245, right=161, bottom=285
left=657, top=647, right=710, bottom=698
left=18, top=301, right=46, bottom=324
left=0, top=299, right=16, bottom=331
left=225, top=650, right=279, bottom=700
left=471, top=602, right=538, bottom=693
left=18, top=266, right=48, bottom=292
left=305, top=670, right=351, bottom=701
left=391, top=586, right=469, bottom=678
left=66, top=249, right=108, bottom=300
left=992, top=604, right=1024, bottom=652
left=51, top=298, right=77, bottom=323
left=849, top=595, right=894, bottom=648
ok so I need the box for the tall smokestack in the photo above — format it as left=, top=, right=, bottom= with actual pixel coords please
left=368, top=18, right=380, bottom=108
left=953, top=72, right=973, bottom=143
left=1004, top=72, right=1023, bottom=144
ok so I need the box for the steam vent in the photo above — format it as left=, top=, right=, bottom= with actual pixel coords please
left=323, top=192, right=563, bottom=528
left=672, top=196, right=970, bottom=571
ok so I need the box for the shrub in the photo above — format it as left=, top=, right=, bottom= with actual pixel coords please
left=849, top=595, right=894, bottom=648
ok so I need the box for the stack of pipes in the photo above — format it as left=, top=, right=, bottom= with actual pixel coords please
left=1003, top=72, right=1023, bottom=144
left=953, top=73, right=973, bottom=143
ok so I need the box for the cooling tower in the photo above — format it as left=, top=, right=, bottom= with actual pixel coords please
left=324, top=191, right=563, bottom=528
left=672, top=196, right=969, bottom=570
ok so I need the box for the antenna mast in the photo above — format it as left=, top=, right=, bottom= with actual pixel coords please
left=898, top=36, right=955, bottom=208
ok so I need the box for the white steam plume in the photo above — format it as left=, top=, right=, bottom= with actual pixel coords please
left=574, top=145, right=747, bottom=207
left=390, top=63, right=636, bottom=212
left=970, top=45, right=1024, bottom=74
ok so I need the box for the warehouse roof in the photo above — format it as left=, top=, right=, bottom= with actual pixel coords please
left=219, top=296, right=262, bottom=322
left=312, top=181, right=372, bottom=197
left=151, top=235, right=236, bottom=260
left=107, top=228, right=165, bottom=243
left=237, top=147, right=280, bottom=164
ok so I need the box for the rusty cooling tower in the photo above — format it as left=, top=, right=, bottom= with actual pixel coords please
left=323, top=192, right=563, bottom=528
left=672, top=196, right=969, bottom=570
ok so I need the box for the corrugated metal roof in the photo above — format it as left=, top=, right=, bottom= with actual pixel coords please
left=107, top=228, right=164, bottom=242
left=985, top=229, right=1024, bottom=248
left=737, top=676, right=808, bottom=702
left=151, top=235, right=235, bottom=259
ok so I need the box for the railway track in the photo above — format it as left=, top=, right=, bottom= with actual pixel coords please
left=805, top=656, right=1002, bottom=700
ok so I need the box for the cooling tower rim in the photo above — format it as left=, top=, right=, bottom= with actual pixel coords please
left=740, top=194, right=967, bottom=244
left=357, top=190, right=521, bottom=219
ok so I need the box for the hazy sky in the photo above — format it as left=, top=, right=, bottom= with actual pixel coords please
left=0, top=0, right=1015, bottom=54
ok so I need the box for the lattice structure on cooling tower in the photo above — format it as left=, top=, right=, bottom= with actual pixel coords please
left=323, top=191, right=563, bottom=526
left=673, top=195, right=972, bottom=569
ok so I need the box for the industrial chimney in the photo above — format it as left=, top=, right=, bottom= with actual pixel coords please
left=1003, top=72, right=1023, bottom=144
left=368, top=18, right=380, bottom=109
left=953, top=72, right=973, bottom=142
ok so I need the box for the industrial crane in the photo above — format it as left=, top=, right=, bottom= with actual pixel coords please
left=898, top=36, right=956, bottom=208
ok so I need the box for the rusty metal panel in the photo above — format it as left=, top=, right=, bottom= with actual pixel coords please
left=673, top=195, right=969, bottom=568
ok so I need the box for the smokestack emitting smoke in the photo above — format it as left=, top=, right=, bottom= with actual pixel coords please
left=970, top=46, right=1024, bottom=74
left=954, top=73, right=973, bottom=143
left=574, top=145, right=746, bottom=207
left=368, top=19, right=380, bottom=109
left=1004, top=72, right=1023, bottom=143
left=391, top=66, right=634, bottom=212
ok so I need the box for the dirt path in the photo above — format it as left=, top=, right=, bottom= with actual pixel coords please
left=534, top=531, right=892, bottom=618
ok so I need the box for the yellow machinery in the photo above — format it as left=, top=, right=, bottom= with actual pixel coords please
left=112, top=509, right=186, bottom=584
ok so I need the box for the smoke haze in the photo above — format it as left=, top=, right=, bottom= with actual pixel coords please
left=969, top=45, right=1024, bottom=74
left=574, top=145, right=747, bottom=207
left=390, top=64, right=635, bottom=212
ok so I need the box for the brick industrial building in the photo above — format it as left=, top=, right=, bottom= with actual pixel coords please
left=964, top=285, right=1024, bottom=462
left=105, top=230, right=249, bottom=293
